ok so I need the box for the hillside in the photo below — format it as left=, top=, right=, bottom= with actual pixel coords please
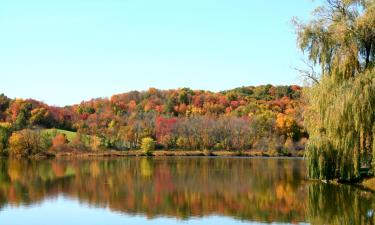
left=0, top=85, right=306, bottom=156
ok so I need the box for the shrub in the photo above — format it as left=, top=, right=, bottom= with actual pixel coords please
left=40, top=132, right=53, bottom=150
left=69, top=133, right=87, bottom=150
left=141, top=137, right=155, bottom=156
left=8, top=129, right=50, bottom=157
left=214, top=142, right=224, bottom=150
left=203, top=149, right=213, bottom=156
left=90, top=136, right=103, bottom=151
left=52, top=133, right=68, bottom=151
left=284, top=138, right=295, bottom=151
left=176, top=137, right=187, bottom=149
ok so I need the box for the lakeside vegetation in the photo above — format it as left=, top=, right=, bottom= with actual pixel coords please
left=0, top=84, right=306, bottom=158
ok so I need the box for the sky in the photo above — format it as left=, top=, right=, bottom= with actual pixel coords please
left=0, top=0, right=321, bottom=106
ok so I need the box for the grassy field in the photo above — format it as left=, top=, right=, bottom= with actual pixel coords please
left=42, top=129, right=77, bottom=142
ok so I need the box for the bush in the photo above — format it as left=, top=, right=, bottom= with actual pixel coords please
left=40, top=132, right=53, bottom=150
left=52, top=133, right=68, bottom=151
left=8, top=129, right=51, bottom=157
left=284, top=138, right=295, bottom=151
left=214, top=142, right=224, bottom=150
left=203, top=149, right=213, bottom=156
left=141, top=137, right=155, bottom=156
left=90, top=136, right=103, bottom=151
left=69, top=133, right=87, bottom=150
left=176, top=137, right=187, bottom=149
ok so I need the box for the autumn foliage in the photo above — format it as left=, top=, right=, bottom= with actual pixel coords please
left=8, top=129, right=50, bottom=157
left=0, top=85, right=307, bottom=154
left=52, top=133, right=68, bottom=151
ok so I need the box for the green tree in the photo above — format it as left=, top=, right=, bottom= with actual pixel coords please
left=0, top=126, right=10, bottom=154
left=14, top=111, right=27, bottom=130
left=0, top=94, right=10, bottom=113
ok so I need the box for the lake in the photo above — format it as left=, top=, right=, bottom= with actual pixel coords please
left=0, top=157, right=373, bottom=225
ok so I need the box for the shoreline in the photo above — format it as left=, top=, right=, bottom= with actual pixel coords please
left=53, top=149, right=305, bottom=158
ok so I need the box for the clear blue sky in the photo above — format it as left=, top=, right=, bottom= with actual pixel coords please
left=0, top=0, right=320, bottom=106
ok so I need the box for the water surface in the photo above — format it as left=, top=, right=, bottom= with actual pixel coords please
left=0, top=157, right=373, bottom=225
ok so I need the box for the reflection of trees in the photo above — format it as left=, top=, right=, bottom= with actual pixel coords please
left=307, top=183, right=374, bottom=225
left=0, top=158, right=372, bottom=224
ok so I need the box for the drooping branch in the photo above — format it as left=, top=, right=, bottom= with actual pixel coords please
left=294, top=59, right=320, bottom=85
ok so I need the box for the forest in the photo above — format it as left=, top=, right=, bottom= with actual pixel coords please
left=0, top=85, right=306, bottom=157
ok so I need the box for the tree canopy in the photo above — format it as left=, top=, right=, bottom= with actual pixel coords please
left=295, top=0, right=374, bottom=80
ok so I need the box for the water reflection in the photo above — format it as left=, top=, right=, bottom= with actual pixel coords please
left=307, top=183, right=374, bottom=225
left=0, top=157, right=373, bottom=224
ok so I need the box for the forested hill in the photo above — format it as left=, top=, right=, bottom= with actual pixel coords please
left=0, top=84, right=306, bottom=155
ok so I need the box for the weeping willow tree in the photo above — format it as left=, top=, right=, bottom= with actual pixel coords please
left=295, top=0, right=375, bottom=180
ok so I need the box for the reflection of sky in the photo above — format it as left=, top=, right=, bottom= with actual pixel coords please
left=0, top=196, right=308, bottom=225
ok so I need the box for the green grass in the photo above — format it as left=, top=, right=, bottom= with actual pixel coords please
left=42, top=129, right=77, bottom=142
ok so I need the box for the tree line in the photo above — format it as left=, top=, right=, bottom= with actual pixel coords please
left=0, top=85, right=306, bottom=157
